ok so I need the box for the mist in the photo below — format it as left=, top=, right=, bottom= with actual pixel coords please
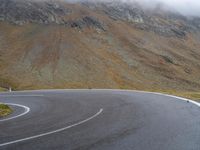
left=136, top=0, right=200, bottom=16
left=64, top=0, right=200, bottom=17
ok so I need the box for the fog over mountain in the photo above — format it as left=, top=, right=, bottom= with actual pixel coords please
left=65, top=0, right=200, bottom=17
left=135, top=0, right=200, bottom=16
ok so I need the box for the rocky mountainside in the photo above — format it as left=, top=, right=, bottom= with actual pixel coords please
left=0, top=0, right=105, bottom=30
left=84, top=1, right=200, bottom=38
left=1, top=0, right=200, bottom=37
left=0, top=0, right=200, bottom=92
left=0, top=0, right=69, bottom=24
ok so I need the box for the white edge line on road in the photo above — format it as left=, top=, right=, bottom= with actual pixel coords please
left=152, top=92, right=200, bottom=107
left=0, top=103, right=30, bottom=122
left=127, top=90, right=200, bottom=108
left=4, top=89, right=199, bottom=107
left=0, top=108, right=103, bottom=147
left=1, top=89, right=198, bottom=107
left=0, top=95, right=44, bottom=97
left=89, top=89, right=200, bottom=108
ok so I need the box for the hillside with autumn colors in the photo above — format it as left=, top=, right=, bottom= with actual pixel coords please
left=0, top=0, right=200, bottom=95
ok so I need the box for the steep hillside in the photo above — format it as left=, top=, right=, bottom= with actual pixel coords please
left=0, top=0, right=200, bottom=93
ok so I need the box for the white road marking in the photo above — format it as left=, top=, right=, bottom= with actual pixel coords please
left=0, top=108, right=103, bottom=147
left=153, top=92, right=200, bottom=107
left=93, top=89, right=200, bottom=108
left=0, top=90, right=198, bottom=147
left=24, top=88, right=199, bottom=108
left=127, top=90, right=200, bottom=108
left=0, top=103, right=30, bottom=122
left=0, top=95, right=43, bottom=97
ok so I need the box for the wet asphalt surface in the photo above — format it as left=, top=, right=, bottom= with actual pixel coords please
left=0, top=90, right=199, bottom=150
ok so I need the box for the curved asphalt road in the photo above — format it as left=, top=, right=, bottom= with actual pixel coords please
left=0, top=90, right=199, bottom=150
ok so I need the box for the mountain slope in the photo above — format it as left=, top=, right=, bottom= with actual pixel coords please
left=0, top=0, right=200, bottom=92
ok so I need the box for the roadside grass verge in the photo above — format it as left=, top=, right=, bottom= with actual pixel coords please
left=0, top=104, right=12, bottom=117
left=0, top=87, right=7, bottom=92
left=172, top=92, right=200, bottom=102
left=153, top=90, right=200, bottom=103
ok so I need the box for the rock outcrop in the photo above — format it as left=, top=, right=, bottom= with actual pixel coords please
left=0, top=0, right=105, bottom=30
left=83, top=1, right=200, bottom=38
left=1, top=0, right=200, bottom=37
left=0, top=0, right=70, bottom=25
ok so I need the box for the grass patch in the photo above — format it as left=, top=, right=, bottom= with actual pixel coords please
left=173, top=92, right=200, bottom=102
left=152, top=90, right=200, bottom=102
left=0, top=104, right=12, bottom=117
left=0, top=87, right=7, bottom=92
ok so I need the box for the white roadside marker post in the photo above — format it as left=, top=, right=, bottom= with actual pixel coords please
left=9, top=87, right=12, bottom=92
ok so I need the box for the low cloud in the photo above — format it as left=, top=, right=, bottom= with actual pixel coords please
left=64, top=0, right=200, bottom=17
left=136, top=0, right=200, bottom=16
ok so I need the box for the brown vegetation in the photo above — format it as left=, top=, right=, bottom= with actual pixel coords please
left=0, top=2, right=200, bottom=97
